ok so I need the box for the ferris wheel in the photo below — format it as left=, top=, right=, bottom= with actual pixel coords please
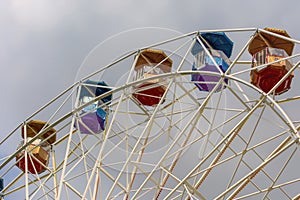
left=1, top=27, right=300, bottom=200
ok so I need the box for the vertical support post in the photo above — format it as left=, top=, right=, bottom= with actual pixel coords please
left=52, top=149, right=58, bottom=198
left=23, top=123, right=29, bottom=200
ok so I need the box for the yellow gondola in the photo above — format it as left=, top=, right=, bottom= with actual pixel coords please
left=16, top=120, right=56, bottom=174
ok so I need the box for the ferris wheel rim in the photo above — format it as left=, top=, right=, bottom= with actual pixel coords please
left=2, top=27, right=300, bottom=199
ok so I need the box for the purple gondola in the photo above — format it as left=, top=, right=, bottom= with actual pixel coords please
left=191, top=32, right=233, bottom=92
left=76, top=80, right=112, bottom=134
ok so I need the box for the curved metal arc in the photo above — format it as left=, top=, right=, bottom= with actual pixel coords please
left=1, top=69, right=298, bottom=172
left=0, top=25, right=295, bottom=198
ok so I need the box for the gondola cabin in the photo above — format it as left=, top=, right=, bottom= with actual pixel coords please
left=191, top=49, right=230, bottom=92
left=16, top=138, right=50, bottom=174
left=191, top=32, right=233, bottom=92
left=250, top=47, right=293, bottom=94
left=132, top=49, right=172, bottom=106
left=16, top=120, right=56, bottom=174
left=76, top=80, right=112, bottom=134
left=248, top=28, right=295, bottom=95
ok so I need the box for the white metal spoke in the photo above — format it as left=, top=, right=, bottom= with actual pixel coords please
left=2, top=27, right=300, bottom=200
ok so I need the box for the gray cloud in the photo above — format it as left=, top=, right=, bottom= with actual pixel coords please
left=1, top=0, right=300, bottom=198
left=1, top=0, right=299, bottom=165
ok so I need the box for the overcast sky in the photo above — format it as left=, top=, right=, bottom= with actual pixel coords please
left=1, top=0, right=300, bottom=135
left=1, top=1, right=300, bottom=199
